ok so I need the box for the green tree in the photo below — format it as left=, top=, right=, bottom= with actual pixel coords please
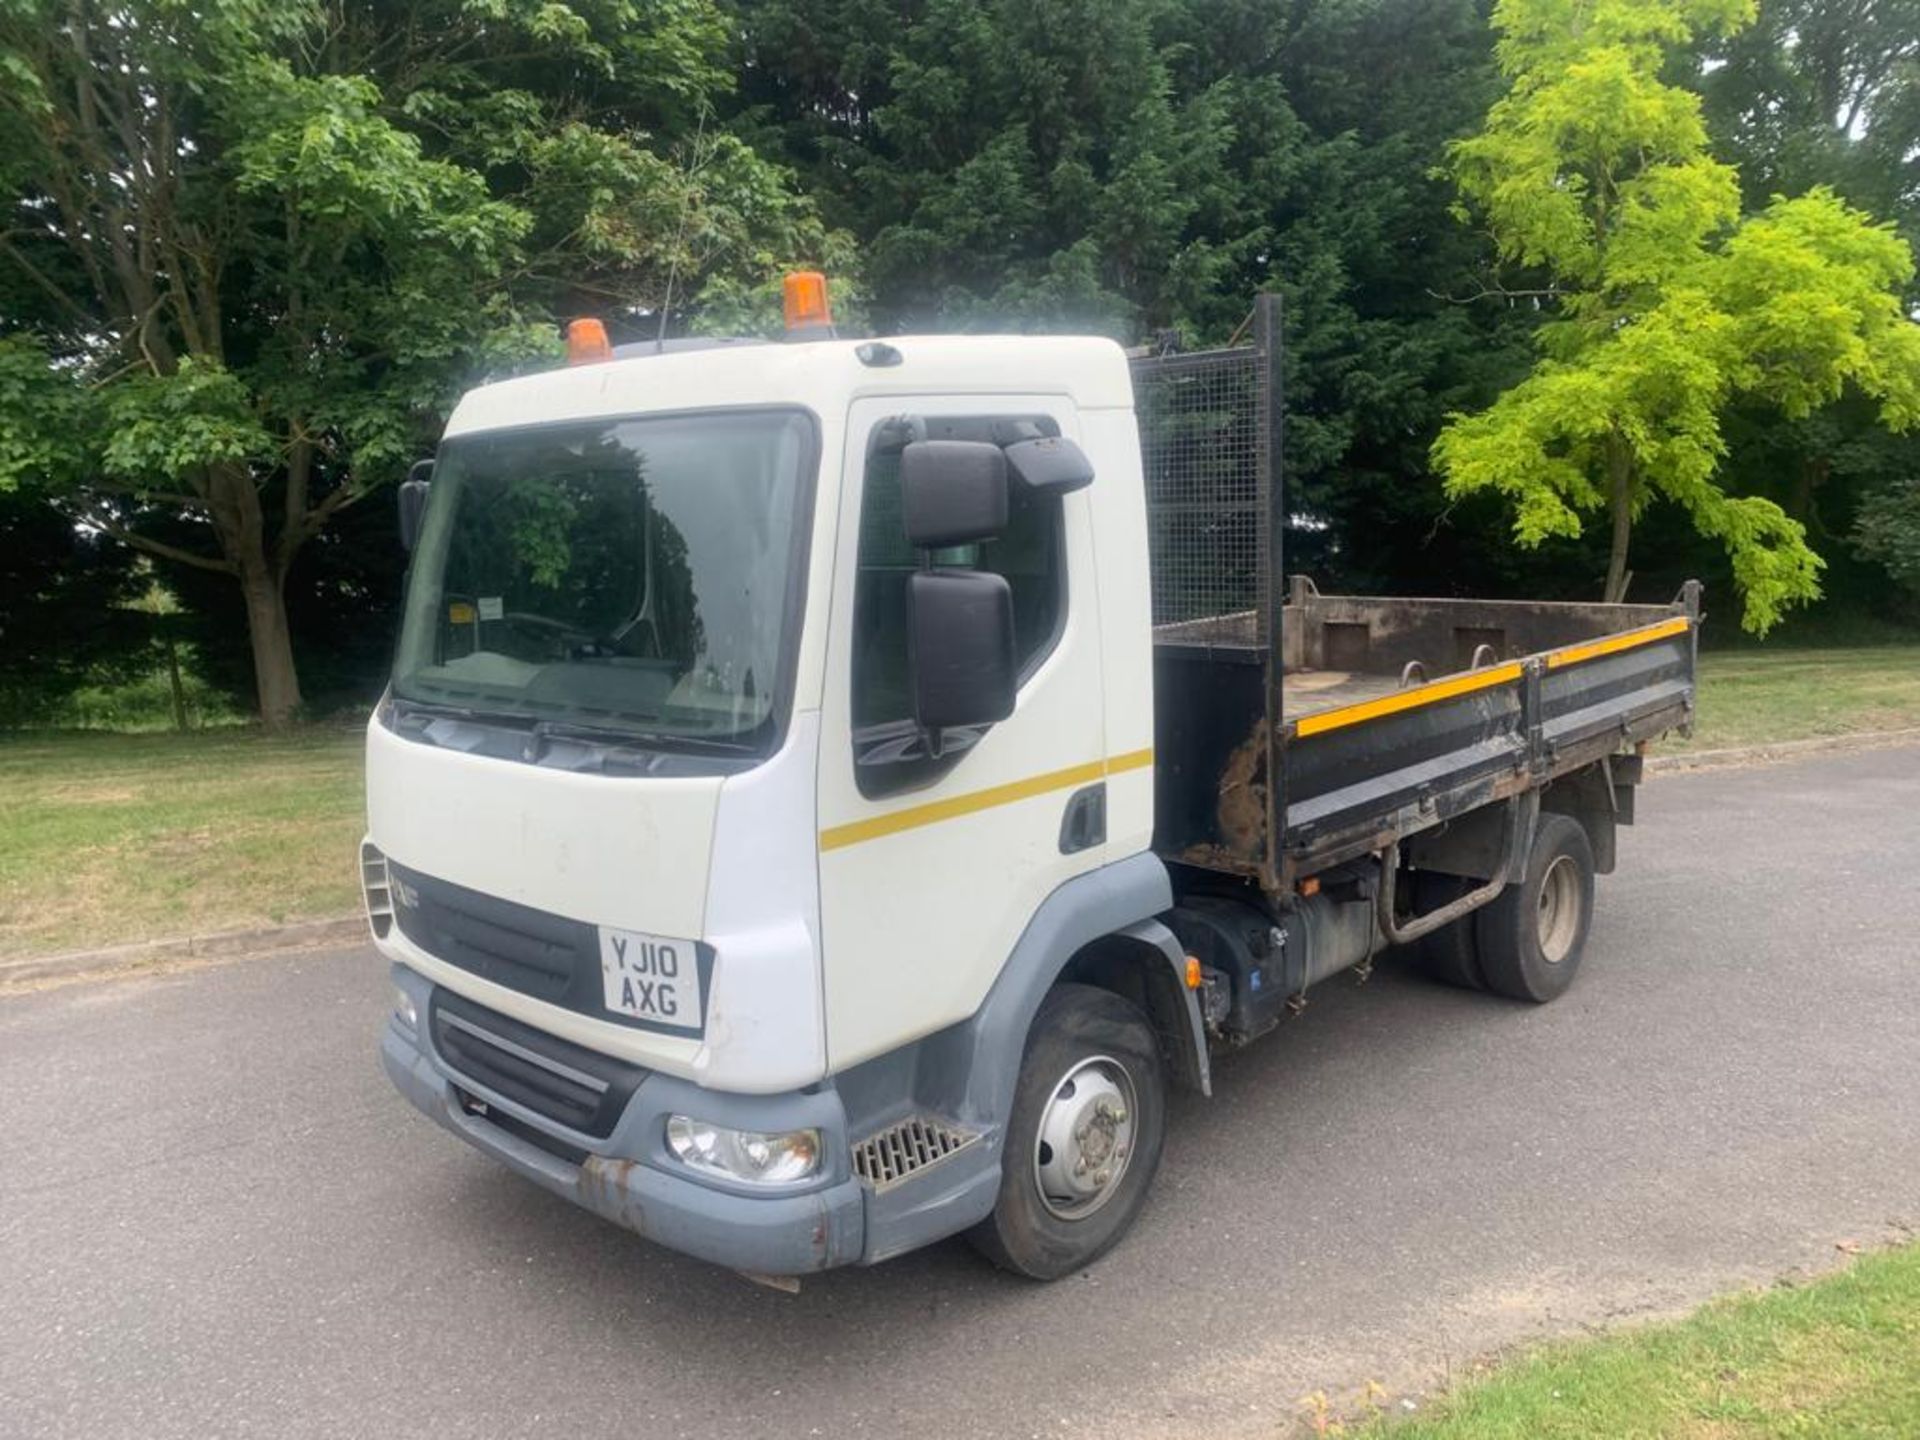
left=732, top=0, right=1540, bottom=593
left=0, top=487, right=147, bottom=725
left=1699, top=0, right=1920, bottom=611
left=1433, top=0, right=1920, bottom=632
left=0, top=0, right=838, bottom=725
left=1854, top=473, right=1920, bottom=598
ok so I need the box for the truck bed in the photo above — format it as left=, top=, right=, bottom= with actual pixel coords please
left=1130, top=309, right=1699, bottom=892
left=1281, top=670, right=1405, bottom=718
left=1151, top=584, right=1699, bottom=885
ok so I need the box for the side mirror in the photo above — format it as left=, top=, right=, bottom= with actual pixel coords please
left=901, top=440, right=1007, bottom=547
left=1004, top=434, right=1094, bottom=494
left=398, top=459, right=433, bottom=552
left=908, top=571, right=1016, bottom=738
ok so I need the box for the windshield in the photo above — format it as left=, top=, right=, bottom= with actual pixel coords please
left=392, top=409, right=815, bottom=753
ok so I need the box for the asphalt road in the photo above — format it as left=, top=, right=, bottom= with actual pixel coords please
left=4, top=746, right=1918, bottom=1440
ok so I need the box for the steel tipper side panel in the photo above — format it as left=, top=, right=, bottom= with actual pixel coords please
left=1278, top=613, right=1697, bottom=871
left=1281, top=663, right=1530, bottom=865
left=1537, top=616, right=1695, bottom=759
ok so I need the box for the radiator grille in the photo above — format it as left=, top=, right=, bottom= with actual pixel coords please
left=390, top=861, right=588, bottom=1006
left=428, top=988, right=646, bottom=1139
left=852, top=1116, right=980, bottom=1191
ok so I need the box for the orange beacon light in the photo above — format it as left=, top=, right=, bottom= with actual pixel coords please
left=782, top=271, right=833, bottom=336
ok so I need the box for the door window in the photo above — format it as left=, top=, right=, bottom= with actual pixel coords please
left=850, top=415, right=1068, bottom=794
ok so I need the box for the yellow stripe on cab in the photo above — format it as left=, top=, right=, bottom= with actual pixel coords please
left=818, top=747, right=1154, bottom=853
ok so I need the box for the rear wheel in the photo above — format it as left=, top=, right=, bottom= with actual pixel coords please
left=1474, top=812, right=1595, bottom=1003
left=1408, top=871, right=1486, bottom=991
left=968, top=983, right=1167, bottom=1280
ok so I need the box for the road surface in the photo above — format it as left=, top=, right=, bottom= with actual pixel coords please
left=3, top=746, right=1917, bottom=1439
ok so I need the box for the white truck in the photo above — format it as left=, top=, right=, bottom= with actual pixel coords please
left=367, top=282, right=1698, bottom=1279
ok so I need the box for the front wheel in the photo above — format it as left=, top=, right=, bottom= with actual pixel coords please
left=968, top=983, right=1167, bottom=1280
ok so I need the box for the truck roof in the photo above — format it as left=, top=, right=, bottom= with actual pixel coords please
left=442, top=333, right=1137, bottom=440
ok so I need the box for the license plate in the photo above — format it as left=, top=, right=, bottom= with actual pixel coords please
left=598, top=927, right=704, bottom=1032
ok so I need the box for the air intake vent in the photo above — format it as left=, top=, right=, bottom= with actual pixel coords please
left=361, top=841, right=393, bottom=939
left=852, top=1115, right=980, bottom=1192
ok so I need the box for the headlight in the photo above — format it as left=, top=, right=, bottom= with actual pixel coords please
left=393, top=985, right=418, bottom=1030
left=665, top=1115, right=820, bottom=1186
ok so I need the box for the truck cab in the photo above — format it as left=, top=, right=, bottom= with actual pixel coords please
left=371, top=325, right=1189, bottom=1277
left=369, top=291, right=1697, bottom=1280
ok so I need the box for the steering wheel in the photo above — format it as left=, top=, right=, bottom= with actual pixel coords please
left=500, top=611, right=603, bottom=651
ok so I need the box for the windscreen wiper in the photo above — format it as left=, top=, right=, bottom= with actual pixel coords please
left=527, top=717, right=754, bottom=757
left=389, top=694, right=532, bottom=729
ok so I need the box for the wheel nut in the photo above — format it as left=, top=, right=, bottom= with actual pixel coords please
left=1094, top=1169, right=1111, bottom=1186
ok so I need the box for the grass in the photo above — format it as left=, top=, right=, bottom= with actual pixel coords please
left=1354, top=1242, right=1920, bottom=1438
left=0, top=644, right=1914, bottom=959
left=0, top=726, right=364, bottom=959
left=1671, top=645, right=1920, bottom=751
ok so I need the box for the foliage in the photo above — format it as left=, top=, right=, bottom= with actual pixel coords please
left=1699, top=0, right=1920, bottom=608
left=1433, top=0, right=1920, bottom=633
left=0, top=0, right=844, bottom=724
left=0, top=489, right=149, bottom=725
left=6, top=0, right=1920, bottom=725
left=1702, top=0, right=1920, bottom=240
left=1854, top=478, right=1920, bottom=593
left=733, top=0, right=1539, bottom=585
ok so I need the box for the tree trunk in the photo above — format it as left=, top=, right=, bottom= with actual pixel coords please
left=203, top=459, right=304, bottom=730
left=1789, top=454, right=1831, bottom=540
left=238, top=559, right=303, bottom=730
left=161, top=625, right=188, bottom=732
left=1604, top=435, right=1634, bottom=604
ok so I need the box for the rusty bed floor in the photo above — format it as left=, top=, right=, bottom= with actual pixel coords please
left=1281, top=670, right=1407, bottom=718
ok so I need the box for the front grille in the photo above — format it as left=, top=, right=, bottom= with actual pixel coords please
left=455, top=1089, right=591, bottom=1166
left=387, top=861, right=711, bottom=1036
left=852, top=1115, right=980, bottom=1191
left=429, top=988, right=646, bottom=1139
left=392, top=863, right=589, bottom=1006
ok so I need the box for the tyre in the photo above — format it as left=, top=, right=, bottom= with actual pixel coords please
left=968, top=983, right=1167, bottom=1280
left=1408, top=871, right=1486, bottom=991
left=1473, top=812, right=1595, bottom=1003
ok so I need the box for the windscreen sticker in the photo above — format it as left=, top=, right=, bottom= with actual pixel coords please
left=447, top=601, right=475, bottom=624
left=477, top=596, right=504, bottom=621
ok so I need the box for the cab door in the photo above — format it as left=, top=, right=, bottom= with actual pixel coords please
left=816, top=395, right=1109, bottom=1071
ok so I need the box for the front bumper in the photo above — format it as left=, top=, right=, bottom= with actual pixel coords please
left=381, top=965, right=866, bottom=1275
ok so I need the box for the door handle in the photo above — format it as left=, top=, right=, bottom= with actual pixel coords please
left=1059, top=783, right=1106, bottom=855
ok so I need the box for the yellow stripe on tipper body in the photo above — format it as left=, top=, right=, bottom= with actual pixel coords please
left=1545, top=615, right=1691, bottom=670
left=818, top=747, right=1155, bottom=852
left=1291, top=662, right=1524, bottom=739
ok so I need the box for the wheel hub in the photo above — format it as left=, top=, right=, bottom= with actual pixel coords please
left=1537, top=853, right=1581, bottom=963
left=1033, top=1056, right=1137, bottom=1220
